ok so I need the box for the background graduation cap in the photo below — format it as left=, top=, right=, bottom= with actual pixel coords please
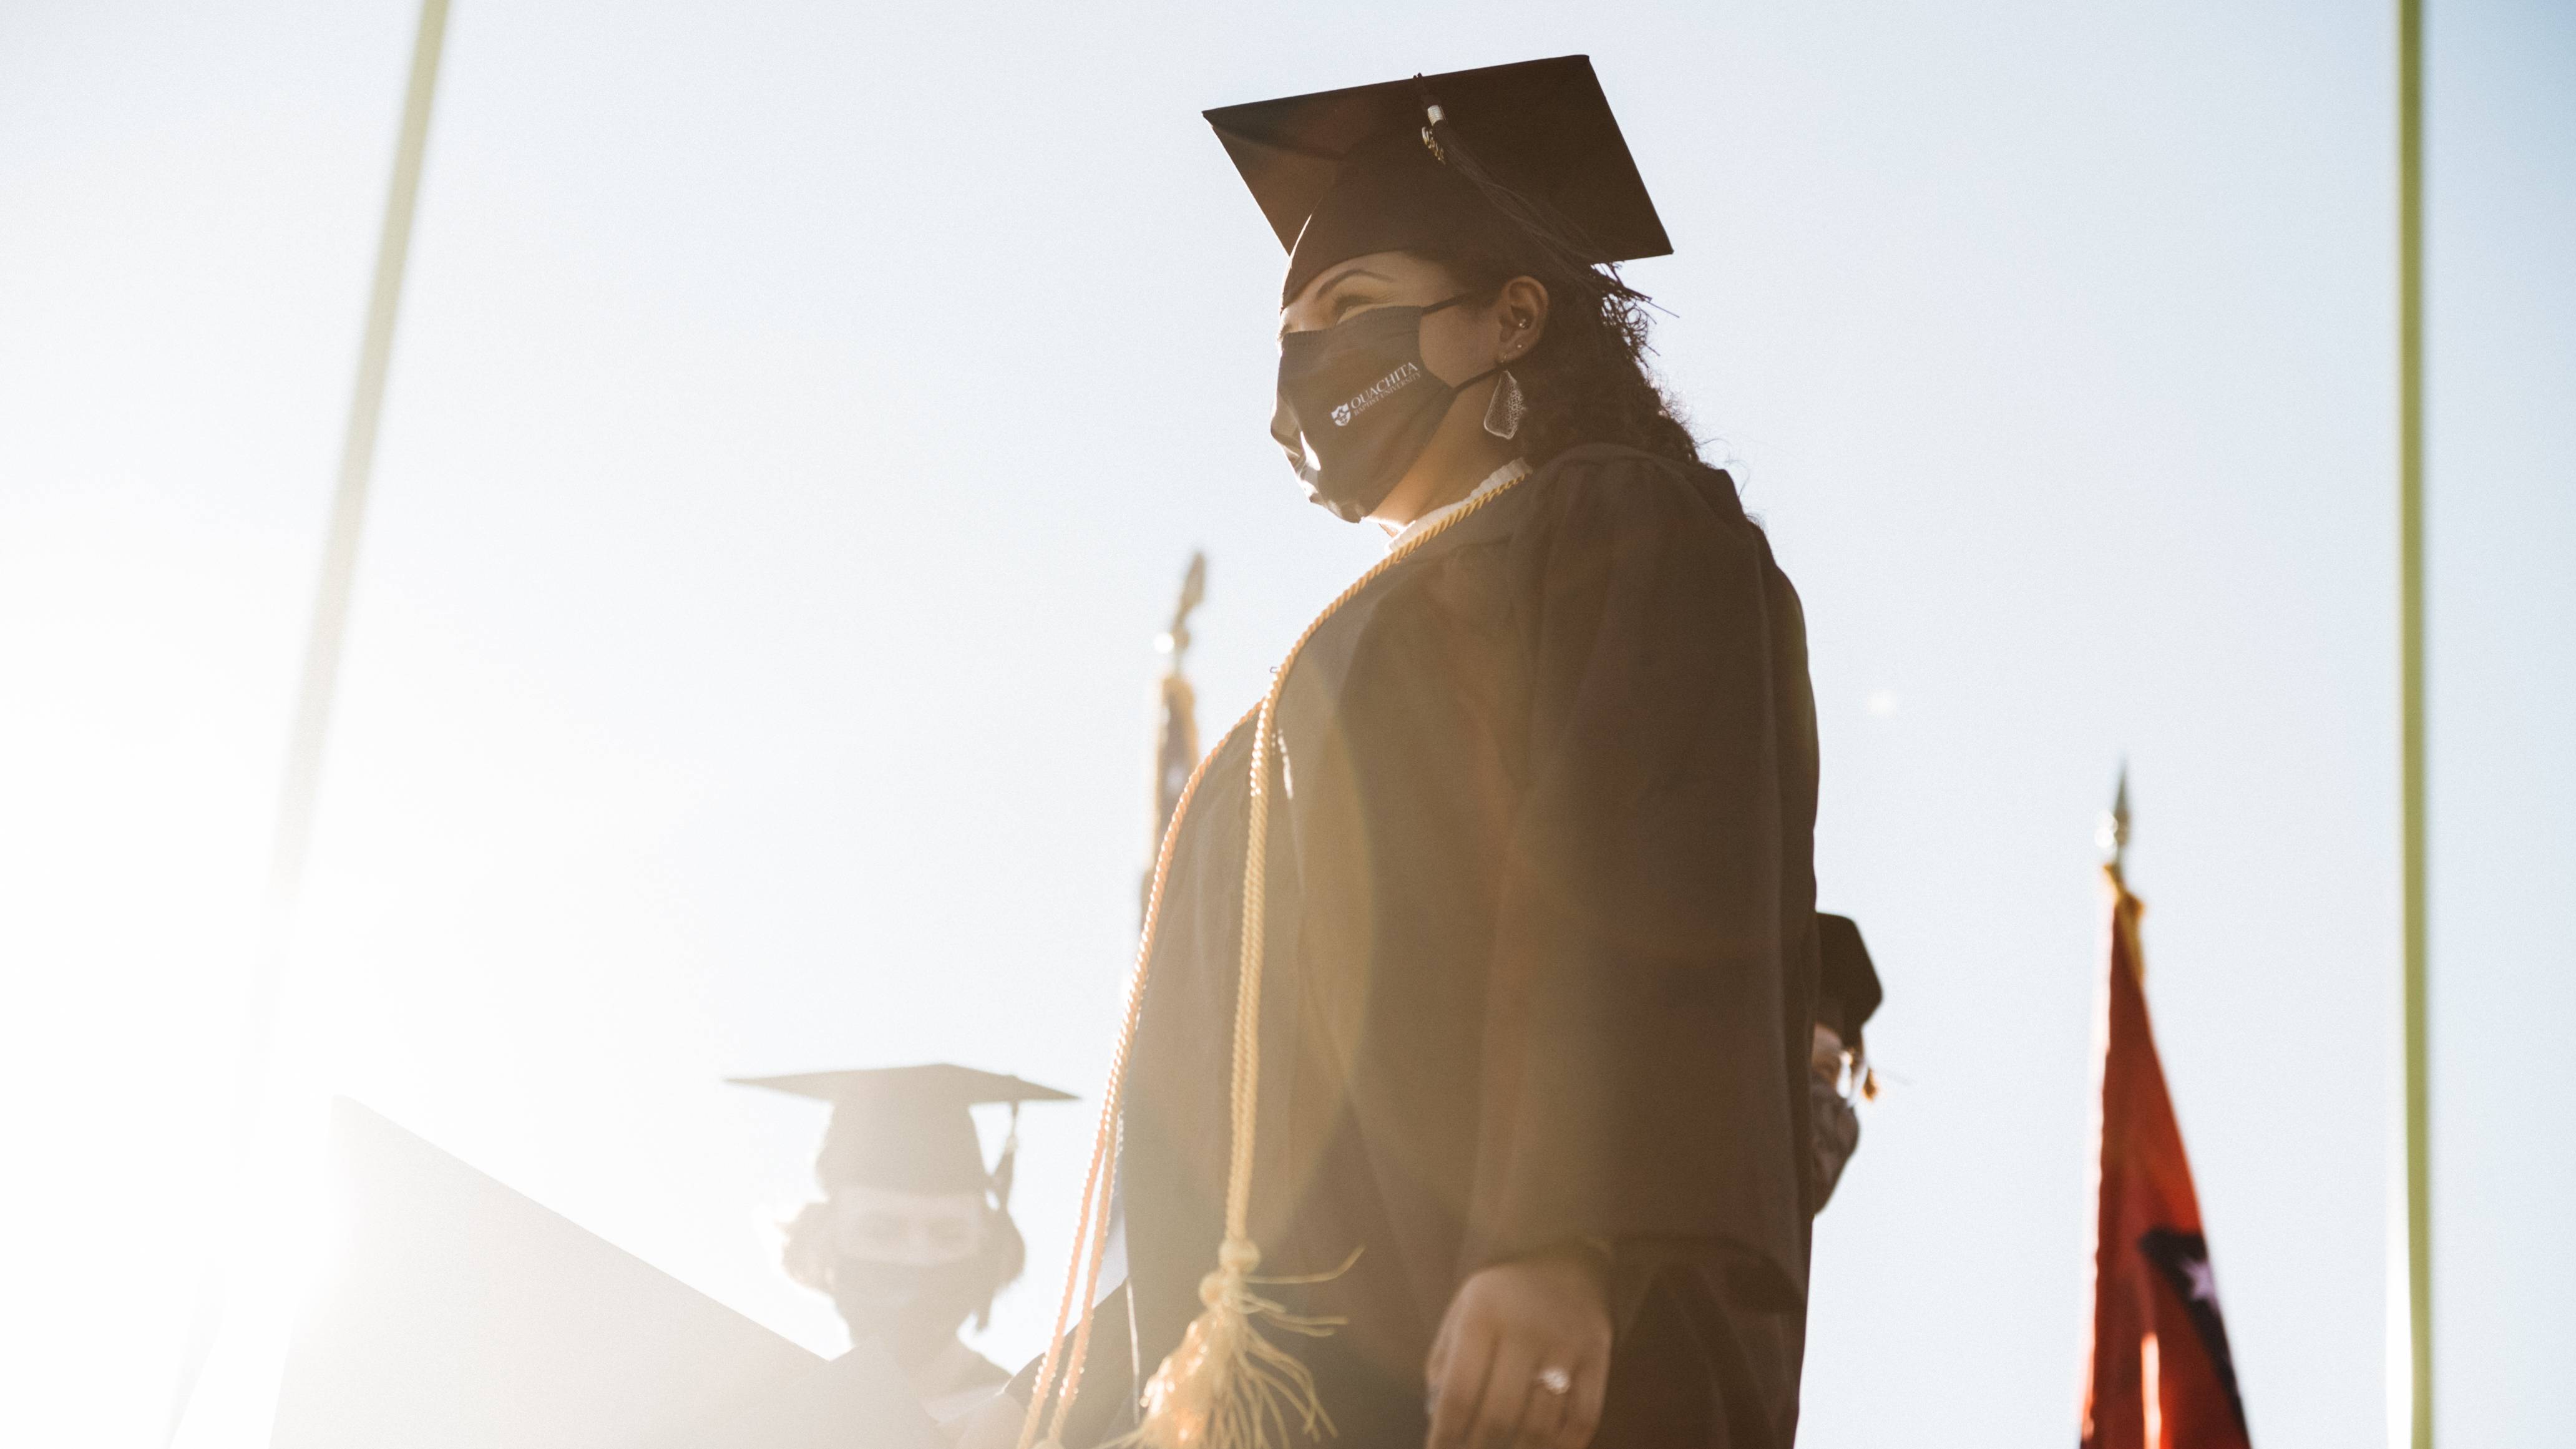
left=1816, top=914, right=1885, bottom=1055
left=731, top=1063, right=1073, bottom=1208
left=1203, top=54, right=1673, bottom=305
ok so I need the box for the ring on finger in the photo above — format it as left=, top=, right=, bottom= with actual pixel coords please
left=1536, top=1365, right=1573, bottom=1397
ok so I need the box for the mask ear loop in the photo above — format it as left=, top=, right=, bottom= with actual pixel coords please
left=1481, top=370, right=1525, bottom=441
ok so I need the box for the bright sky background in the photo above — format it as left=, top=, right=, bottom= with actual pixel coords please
left=2, top=2, right=2569, bottom=1445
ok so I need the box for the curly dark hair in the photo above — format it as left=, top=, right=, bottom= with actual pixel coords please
left=1416, top=243, right=1700, bottom=470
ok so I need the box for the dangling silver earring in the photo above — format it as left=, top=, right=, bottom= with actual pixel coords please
left=1482, top=368, right=1525, bottom=441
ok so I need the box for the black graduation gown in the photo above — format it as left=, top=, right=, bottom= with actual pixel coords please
left=1055, top=444, right=1821, bottom=1447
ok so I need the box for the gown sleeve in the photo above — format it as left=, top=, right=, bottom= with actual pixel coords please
left=1460, top=449, right=1819, bottom=1309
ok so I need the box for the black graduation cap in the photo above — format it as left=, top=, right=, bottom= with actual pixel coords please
left=1203, top=55, right=1672, bottom=306
left=1816, top=914, right=1884, bottom=1050
left=731, top=1064, right=1075, bottom=1198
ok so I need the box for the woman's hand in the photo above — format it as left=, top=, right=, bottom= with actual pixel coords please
left=1425, top=1245, right=1612, bottom=1449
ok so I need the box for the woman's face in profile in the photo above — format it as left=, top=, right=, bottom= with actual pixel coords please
left=1279, top=249, right=1496, bottom=389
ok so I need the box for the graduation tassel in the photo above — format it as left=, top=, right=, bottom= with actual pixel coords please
left=1415, top=82, right=1645, bottom=315
left=993, top=1104, right=1022, bottom=1213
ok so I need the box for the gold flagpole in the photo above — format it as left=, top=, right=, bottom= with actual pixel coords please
left=161, top=2, right=452, bottom=1440
left=1144, top=553, right=1206, bottom=923
left=2396, top=1, right=2433, bottom=1445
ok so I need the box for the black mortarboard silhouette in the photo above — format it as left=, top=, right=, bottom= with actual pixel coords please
left=730, top=1063, right=1074, bottom=1198
left=1816, top=914, right=1885, bottom=1051
left=1204, top=55, right=1672, bottom=306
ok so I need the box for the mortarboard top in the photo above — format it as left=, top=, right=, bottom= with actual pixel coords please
left=1816, top=914, right=1884, bottom=1046
left=729, top=1063, right=1075, bottom=1196
left=1204, top=56, right=1672, bottom=306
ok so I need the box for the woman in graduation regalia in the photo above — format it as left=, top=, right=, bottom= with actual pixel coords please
left=998, top=56, right=1823, bottom=1449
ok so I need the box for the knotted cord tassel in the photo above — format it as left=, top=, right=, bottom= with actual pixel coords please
left=1115, top=1238, right=1341, bottom=1449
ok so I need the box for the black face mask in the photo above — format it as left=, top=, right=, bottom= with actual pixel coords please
left=1272, top=295, right=1500, bottom=522
left=829, top=1256, right=996, bottom=1368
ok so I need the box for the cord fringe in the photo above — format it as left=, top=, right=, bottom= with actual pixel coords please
left=1112, top=1240, right=1341, bottom=1449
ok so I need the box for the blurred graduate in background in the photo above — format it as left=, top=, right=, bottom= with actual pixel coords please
left=735, top=1065, right=1073, bottom=1432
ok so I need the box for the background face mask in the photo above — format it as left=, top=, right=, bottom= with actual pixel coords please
left=828, top=1255, right=995, bottom=1364
left=1271, top=297, right=1495, bottom=522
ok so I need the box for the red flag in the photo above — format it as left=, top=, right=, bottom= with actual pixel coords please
left=2081, top=868, right=2252, bottom=1449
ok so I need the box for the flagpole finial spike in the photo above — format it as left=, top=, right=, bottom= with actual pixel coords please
left=1158, top=552, right=1208, bottom=665
left=2097, top=760, right=2131, bottom=871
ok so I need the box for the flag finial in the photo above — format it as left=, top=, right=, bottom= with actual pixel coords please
left=1157, top=552, right=1208, bottom=665
left=2097, top=761, right=2131, bottom=871
left=1146, top=553, right=1209, bottom=924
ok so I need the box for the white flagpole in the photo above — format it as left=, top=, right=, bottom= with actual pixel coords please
left=161, top=2, right=452, bottom=1439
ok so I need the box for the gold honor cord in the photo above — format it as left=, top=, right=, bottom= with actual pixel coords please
left=1020, top=471, right=1531, bottom=1449
left=1017, top=716, right=1237, bottom=1449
